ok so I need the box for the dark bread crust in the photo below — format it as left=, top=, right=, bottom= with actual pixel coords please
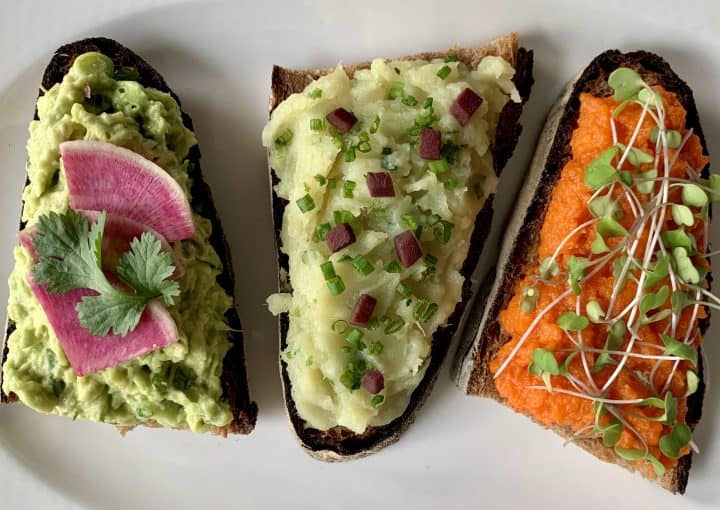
left=455, top=50, right=709, bottom=493
left=0, top=37, right=257, bottom=435
left=268, top=33, right=534, bottom=460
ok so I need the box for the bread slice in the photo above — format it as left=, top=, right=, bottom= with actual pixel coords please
left=268, top=33, right=534, bottom=460
left=0, top=37, right=258, bottom=435
left=453, top=50, right=709, bottom=493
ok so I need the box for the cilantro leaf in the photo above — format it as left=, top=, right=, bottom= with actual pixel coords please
left=77, top=293, right=147, bottom=337
left=117, top=233, right=180, bottom=306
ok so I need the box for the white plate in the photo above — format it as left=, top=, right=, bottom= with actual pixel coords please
left=1, top=0, right=719, bottom=508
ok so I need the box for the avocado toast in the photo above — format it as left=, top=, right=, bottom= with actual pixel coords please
left=263, top=32, right=533, bottom=460
left=1, top=37, right=257, bottom=435
left=454, top=50, right=711, bottom=493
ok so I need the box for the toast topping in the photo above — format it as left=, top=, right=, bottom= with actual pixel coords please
left=491, top=68, right=713, bottom=475
left=264, top=55, right=519, bottom=432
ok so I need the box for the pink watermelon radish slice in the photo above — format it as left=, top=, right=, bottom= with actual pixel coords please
left=60, top=140, right=195, bottom=242
left=28, top=276, right=178, bottom=376
left=18, top=210, right=182, bottom=278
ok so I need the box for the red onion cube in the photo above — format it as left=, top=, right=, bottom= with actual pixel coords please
left=361, top=369, right=385, bottom=394
left=326, top=108, right=358, bottom=133
left=325, top=223, right=356, bottom=252
left=419, top=128, right=442, bottom=160
left=450, top=88, right=483, bottom=126
left=394, top=230, right=422, bottom=267
left=366, top=172, right=395, bottom=197
left=350, top=294, right=377, bottom=326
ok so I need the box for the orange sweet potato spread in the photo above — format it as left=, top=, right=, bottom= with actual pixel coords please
left=490, top=87, right=708, bottom=470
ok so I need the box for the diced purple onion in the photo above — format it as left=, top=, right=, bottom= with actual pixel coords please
left=366, top=172, right=395, bottom=197
left=419, top=128, right=441, bottom=160
left=361, top=369, right=385, bottom=394
left=350, top=294, right=377, bottom=326
left=394, top=230, right=422, bottom=268
left=450, top=88, right=483, bottom=126
left=326, top=108, right=358, bottom=133
left=326, top=223, right=356, bottom=252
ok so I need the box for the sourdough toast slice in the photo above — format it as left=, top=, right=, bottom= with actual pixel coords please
left=453, top=50, right=709, bottom=493
left=0, top=37, right=257, bottom=435
left=268, top=33, right=534, bottom=460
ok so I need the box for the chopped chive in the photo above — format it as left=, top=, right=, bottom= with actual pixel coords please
left=357, top=141, right=372, bottom=153
left=396, top=282, right=412, bottom=298
left=394, top=67, right=401, bottom=74
left=425, top=253, right=438, bottom=265
left=384, top=260, right=402, bottom=273
left=340, top=370, right=360, bottom=390
left=383, top=317, right=405, bottom=334
left=443, top=55, right=459, bottom=63
left=327, top=178, right=337, bottom=189
left=444, top=179, right=458, bottom=190
left=402, top=95, right=418, bottom=106
left=413, top=299, right=438, bottom=323
left=326, top=276, right=345, bottom=295
left=428, top=160, right=450, bottom=173
left=274, top=128, right=293, bottom=148
left=352, top=255, right=375, bottom=276
left=427, top=213, right=440, bottom=226
left=433, top=220, right=454, bottom=244
left=368, top=341, right=384, bottom=355
left=346, top=328, right=365, bottom=350
left=436, top=65, right=451, bottom=80
left=313, top=222, right=331, bottom=242
left=314, top=174, right=327, bottom=185
left=341, top=345, right=354, bottom=354
left=343, top=180, right=357, bottom=198
left=359, top=132, right=369, bottom=142
left=333, top=209, right=354, bottom=225
left=381, top=147, right=392, bottom=155
left=401, top=213, right=418, bottom=230
left=332, top=319, right=349, bottom=334
left=320, top=261, right=336, bottom=280
left=370, top=394, right=385, bottom=407
left=310, top=118, right=325, bottom=131
left=309, top=88, right=322, bottom=99
left=369, top=115, right=380, bottom=134
left=389, top=82, right=404, bottom=99
left=296, top=194, right=315, bottom=213
left=345, top=146, right=356, bottom=162
left=423, top=97, right=434, bottom=109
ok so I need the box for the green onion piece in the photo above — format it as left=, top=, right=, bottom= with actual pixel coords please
left=333, top=209, right=354, bottom=226
left=314, top=174, right=327, bottom=185
left=381, top=147, right=392, bottom=155
left=340, top=370, right=360, bottom=390
left=367, top=318, right=380, bottom=331
left=341, top=345, right=353, bottom=354
left=371, top=200, right=386, bottom=214
left=389, top=81, right=404, bottom=99
left=384, top=317, right=405, bottom=334
left=310, top=118, right=325, bottom=131
left=359, top=131, right=369, bottom=142
left=425, top=253, right=438, bottom=265
left=296, top=194, right=315, bottom=213
left=402, top=95, right=418, bottom=106
left=320, top=261, right=336, bottom=280
left=327, top=178, right=337, bottom=189
left=332, top=319, right=349, bottom=334
left=326, top=276, right=345, bottom=295
left=313, top=222, right=331, bottom=242
left=370, top=394, right=385, bottom=407
left=396, top=282, right=412, bottom=298
left=427, top=213, right=441, bottom=225
left=369, top=115, right=380, bottom=134
left=368, top=341, right=384, bottom=355
left=428, top=160, right=450, bottom=173
left=345, top=146, right=356, bottom=162
left=444, top=179, right=458, bottom=190
left=274, top=128, right=294, bottom=148
left=433, top=220, right=454, bottom=244
left=346, top=328, right=365, bottom=350
left=309, top=88, right=322, bottom=99
left=384, top=260, right=402, bottom=273
left=357, top=141, right=372, bottom=153
left=423, top=97, right=434, bottom=109
left=443, top=55, right=459, bottom=62
left=413, top=299, right=438, bottom=323
left=352, top=255, right=375, bottom=276
left=401, top=213, right=418, bottom=230
left=343, top=180, right=356, bottom=198
left=436, top=65, right=451, bottom=80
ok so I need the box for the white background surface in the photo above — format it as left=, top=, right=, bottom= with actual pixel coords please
left=1, top=0, right=720, bottom=508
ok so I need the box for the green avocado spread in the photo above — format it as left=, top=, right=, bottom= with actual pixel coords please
left=263, top=56, right=519, bottom=433
left=2, top=52, right=234, bottom=432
